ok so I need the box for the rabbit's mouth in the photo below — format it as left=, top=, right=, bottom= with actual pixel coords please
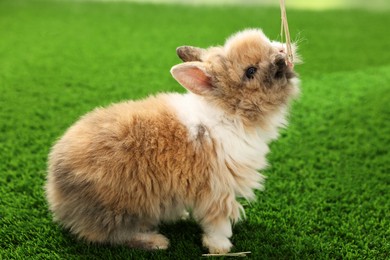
left=274, top=57, right=296, bottom=80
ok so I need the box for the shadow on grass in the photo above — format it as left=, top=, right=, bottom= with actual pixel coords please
left=49, top=220, right=204, bottom=259
left=46, top=219, right=309, bottom=259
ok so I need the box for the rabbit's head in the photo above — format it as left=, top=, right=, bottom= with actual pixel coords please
left=171, top=29, right=300, bottom=127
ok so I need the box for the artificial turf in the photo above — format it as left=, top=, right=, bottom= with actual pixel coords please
left=0, top=1, right=389, bottom=259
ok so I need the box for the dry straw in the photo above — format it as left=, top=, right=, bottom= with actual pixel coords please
left=203, top=2, right=293, bottom=258
left=202, top=251, right=251, bottom=257
left=280, top=0, right=294, bottom=66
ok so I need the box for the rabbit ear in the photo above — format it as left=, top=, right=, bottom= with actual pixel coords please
left=176, top=46, right=204, bottom=62
left=170, top=62, right=213, bottom=95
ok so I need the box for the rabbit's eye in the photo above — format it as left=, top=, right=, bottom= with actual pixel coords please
left=245, top=66, right=257, bottom=79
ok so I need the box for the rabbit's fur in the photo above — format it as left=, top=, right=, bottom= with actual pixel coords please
left=46, top=29, right=300, bottom=254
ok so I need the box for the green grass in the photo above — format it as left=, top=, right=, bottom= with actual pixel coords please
left=1, top=1, right=389, bottom=259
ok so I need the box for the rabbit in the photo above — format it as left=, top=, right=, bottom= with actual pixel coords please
left=45, top=28, right=300, bottom=254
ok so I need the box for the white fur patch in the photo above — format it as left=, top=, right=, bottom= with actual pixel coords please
left=166, top=93, right=288, bottom=204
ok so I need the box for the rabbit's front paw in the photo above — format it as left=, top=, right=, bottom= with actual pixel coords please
left=202, top=234, right=233, bottom=254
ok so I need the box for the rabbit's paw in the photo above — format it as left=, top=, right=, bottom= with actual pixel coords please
left=128, top=233, right=169, bottom=250
left=180, top=210, right=190, bottom=220
left=202, top=234, right=233, bottom=254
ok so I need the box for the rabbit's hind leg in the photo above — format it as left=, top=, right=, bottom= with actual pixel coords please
left=127, top=232, right=169, bottom=250
left=109, top=216, right=169, bottom=250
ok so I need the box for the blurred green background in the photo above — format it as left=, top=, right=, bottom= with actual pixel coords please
left=120, top=0, right=390, bottom=10
left=1, top=0, right=389, bottom=259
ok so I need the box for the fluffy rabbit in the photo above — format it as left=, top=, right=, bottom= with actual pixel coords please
left=46, top=29, right=300, bottom=254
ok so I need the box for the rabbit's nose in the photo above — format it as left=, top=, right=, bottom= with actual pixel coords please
left=274, top=58, right=287, bottom=79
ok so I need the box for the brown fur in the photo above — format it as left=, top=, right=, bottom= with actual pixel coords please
left=204, top=34, right=297, bottom=128
left=177, top=46, right=204, bottom=62
left=47, top=96, right=217, bottom=245
left=46, top=29, right=300, bottom=253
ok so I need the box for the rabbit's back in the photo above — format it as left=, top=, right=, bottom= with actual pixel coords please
left=46, top=94, right=214, bottom=241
